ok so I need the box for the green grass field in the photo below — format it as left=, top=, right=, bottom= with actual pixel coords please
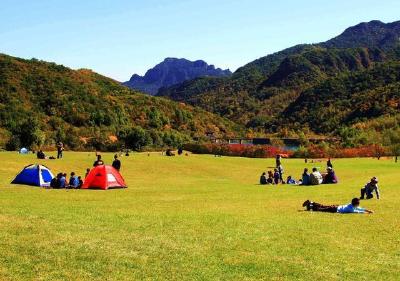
left=0, top=152, right=399, bottom=280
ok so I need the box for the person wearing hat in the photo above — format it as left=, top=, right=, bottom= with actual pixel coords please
left=360, top=177, right=380, bottom=199
left=323, top=167, right=338, bottom=184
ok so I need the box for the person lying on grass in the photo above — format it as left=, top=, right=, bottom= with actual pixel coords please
left=302, top=198, right=373, bottom=214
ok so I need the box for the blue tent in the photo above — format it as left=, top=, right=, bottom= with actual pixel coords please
left=11, top=164, right=54, bottom=187
left=19, top=148, right=29, bottom=154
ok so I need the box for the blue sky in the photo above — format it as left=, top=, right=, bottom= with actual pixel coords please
left=0, top=0, right=399, bottom=81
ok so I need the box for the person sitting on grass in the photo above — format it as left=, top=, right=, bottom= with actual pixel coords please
left=50, top=174, right=59, bottom=189
left=68, top=172, right=79, bottom=189
left=93, top=155, right=104, bottom=167
left=286, top=176, right=296, bottom=184
left=62, top=173, right=68, bottom=188
left=302, top=198, right=373, bottom=214
left=77, top=176, right=83, bottom=189
left=360, top=177, right=380, bottom=200
left=37, top=150, right=46, bottom=159
left=310, top=167, right=323, bottom=185
left=166, top=149, right=175, bottom=156
left=273, top=168, right=280, bottom=184
left=260, top=172, right=267, bottom=185
left=301, top=168, right=310, bottom=185
left=267, top=171, right=274, bottom=184
left=323, top=167, right=338, bottom=184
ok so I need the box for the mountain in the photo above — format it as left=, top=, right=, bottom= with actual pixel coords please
left=0, top=54, right=242, bottom=151
left=157, top=20, right=400, bottom=136
left=123, top=58, right=232, bottom=95
left=322, top=20, right=400, bottom=50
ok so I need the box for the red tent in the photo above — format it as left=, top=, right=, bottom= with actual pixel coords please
left=82, top=165, right=127, bottom=190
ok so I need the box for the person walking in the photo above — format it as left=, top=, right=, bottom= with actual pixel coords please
left=57, top=142, right=64, bottom=159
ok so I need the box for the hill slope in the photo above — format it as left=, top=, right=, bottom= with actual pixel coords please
left=0, top=54, right=242, bottom=150
left=280, top=62, right=400, bottom=133
left=158, top=20, right=400, bottom=135
left=123, top=58, right=231, bottom=95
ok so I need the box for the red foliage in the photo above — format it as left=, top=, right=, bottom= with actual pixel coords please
left=184, top=143, right=292, bottom=158
left=296, top=144, right=388, bottom=158
left=185, top=143, right=388, bottom=158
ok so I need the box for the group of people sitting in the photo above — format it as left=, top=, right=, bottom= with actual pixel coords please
left=50, top=172, right=83, bottom=189
left=300, top=166, right=338, bottom=185
left=260, top=166, right=338, bottom=186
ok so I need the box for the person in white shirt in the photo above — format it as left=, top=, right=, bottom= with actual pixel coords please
left=310, top=167, right=323, bottom=185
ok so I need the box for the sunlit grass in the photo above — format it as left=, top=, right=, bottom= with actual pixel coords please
left=0, top=152, right=399, bottom=280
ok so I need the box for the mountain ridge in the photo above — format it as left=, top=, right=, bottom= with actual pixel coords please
left=123, top=58, right=231, bottom=95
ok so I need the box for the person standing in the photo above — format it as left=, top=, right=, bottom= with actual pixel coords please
left=277, top=164, right=284, bottom=183
left=112, top=154, right=121, bottom=171
left=93, top=155, right=104, bottom=167
left=276, top=154, right=282, bottom=168
left=327, top=158, right=333, bottom=169
left=57, top=142, right=64, bottom=159
left=85, top=168, right=90, bottom=178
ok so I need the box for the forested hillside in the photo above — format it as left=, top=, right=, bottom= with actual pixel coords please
left=158, top=20, right=400, bottom=139
left=0, top=54, right=242, bottom=150
left=281, top=62, right=400, bottom=133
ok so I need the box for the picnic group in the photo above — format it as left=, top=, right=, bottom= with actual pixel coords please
left=259, top=155, right=380, bottom=214
left=48, top=154, right=121, bottom=189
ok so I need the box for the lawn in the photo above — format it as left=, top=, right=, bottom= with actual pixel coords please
left=0, top=152, right=399, bottom=280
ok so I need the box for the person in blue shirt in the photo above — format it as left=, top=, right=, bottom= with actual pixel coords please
left=300, top=168, right=311, bottom=185
left=68, top=172, right=79, bottom=189
left=286, top=176, right=296, bottom=184
left=59, top=173, right=67, bottom=188
left=302, top=198, right=373, bottom=214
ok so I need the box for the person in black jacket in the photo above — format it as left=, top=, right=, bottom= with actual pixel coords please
left=112, top=154, right=121, bottom=171
left=93, top=155, right=104, bottom=167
